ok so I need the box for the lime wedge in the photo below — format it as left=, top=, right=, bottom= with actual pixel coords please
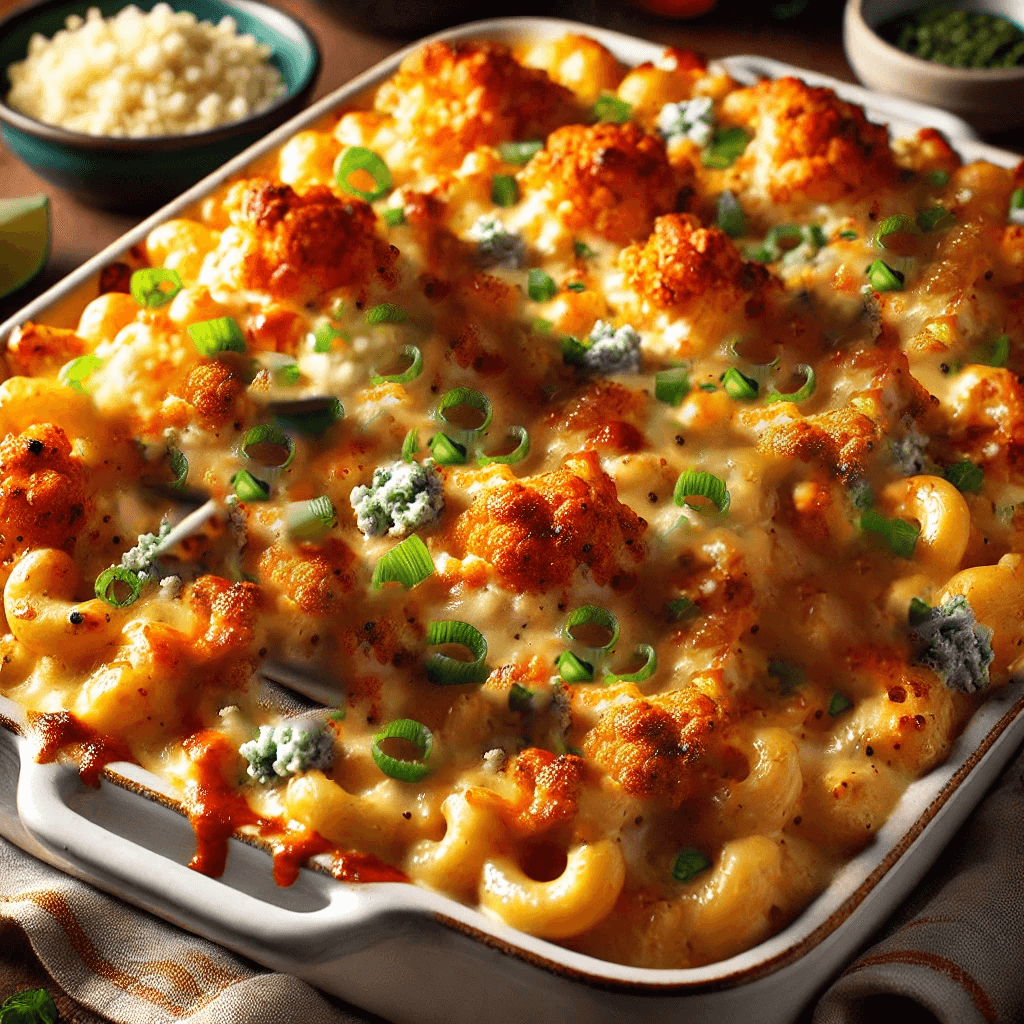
left=0, top=195, right=50, bottom=300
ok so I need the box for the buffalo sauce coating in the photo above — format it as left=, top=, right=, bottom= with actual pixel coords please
left=29, top=710, right=133, bottom=788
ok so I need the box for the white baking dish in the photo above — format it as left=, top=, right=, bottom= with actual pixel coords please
left=2, top=18, right=1023, bottom=1024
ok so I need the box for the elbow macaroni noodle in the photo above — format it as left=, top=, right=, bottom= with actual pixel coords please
left=1, top=31, right=1023, bottom=969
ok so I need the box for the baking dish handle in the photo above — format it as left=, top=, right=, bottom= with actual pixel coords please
left=15, top=747, right=419, bottom=968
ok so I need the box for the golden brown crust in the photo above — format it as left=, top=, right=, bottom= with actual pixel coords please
left=183, top=361, right=246, bottom=431
left=6, top=323, right=87, bottom=377
left=519, top=122, right=682, bottom=245
left=508, top=747, right=584, bottom=833
left=258, top=538, right=357, bottom=616
left=188, top=576, right=261, bottom=660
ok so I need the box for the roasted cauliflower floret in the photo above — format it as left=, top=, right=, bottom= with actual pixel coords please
left=584, top=688, right=724, bottom=807
left=721, top=77, right=896, bottom=206
left=5, top=323, right=87, bottom=377
left=187, top=576, right=262, bottom=661
left=182, top=360, right=248, bottom=432
left=374, top=41, right=578, bottom=170
left=621, top=213, right=772, bottom=312
left=518, top=122, right=681, bottom=246
left=0, top=424, right=89, bottom=569
left=519, top=34, right=625, bottom=105
left=217, top=179, right=398, bottom=302
left=507, top=747, right=585, bottom=833
left=453, top=450, right=647, bottom=593
left=257, top=538, right=357, bottom=616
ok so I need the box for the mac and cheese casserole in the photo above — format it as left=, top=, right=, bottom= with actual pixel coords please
left=3, top=34, right=1024, bottom=969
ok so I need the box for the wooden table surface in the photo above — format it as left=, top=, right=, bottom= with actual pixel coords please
left=0, top=1, right=1020, bottom=1020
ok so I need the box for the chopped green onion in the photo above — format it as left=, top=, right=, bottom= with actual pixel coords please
left=944, top=460, right=984, bottom=493
left=241, top=424, right=295, bottom=469
left=528, top=268, right=557, bottom=302
left=671, top=847, right=711, bottom=883
left=874, top=213, right=920, bottom=248
left=716, top=190, right=745, bottom=238
left=286, top=495, right=336, bottom=540
left=566, top=281, right=586, bottom=292
left=168, top=446, right=188, bottom=489
left=860, top=508, right=919, bottom=557
left=95, top=565, right=143, bottom=607
left=130, top=267, right=182, bottom=309
left=749, top=223, right=825, bottom=264
left=561, top=335, right=589, bottom=366
left=573, top=240, right=596, bottom=259
left=232, top=469, right=271, bottom=502
left=498, top=140, right=543, bottom=164
left=865, top=259, right=904, bottom=292
left=765, top=363, right=816, bottom=404
left=383, top=206, right=405, bottom=227
left=674, top=470, right=730, bottom=514
left=698, top=382, right=718, bottom=392
left=768, top=659, right=804, bottom=694
left=371, top=345, right=423, bottom=385
left=424, top=619, right=489, bottom=685
left=436, top=387, right=492, bottom=445
left=702, top=126, right=750, bottom=169
left=508, top=682, right=534, bottom=713
left=271, top=397, right=343, bottom=436
left=188, top=316, right=246, bottom=356
left=371, top=718, right=432, bottom=782
left=366, top=303, right=407, bottom=325
left=273, top=363, right=302, bottom=386
left=908, top=596, right=932, bottom=626
left=564, top=605, right=620, bottom=665
left=313, top=323, right=346, bottom=353
left=557, top=649, right=595, bottom=683
left=656, top=366, right=691, bottom=406
left=334, top=146, right=392, bottom=202
left=828, top=692, right=853, bottom=717
left=839, top=229, right=858, bottom=240
left=983, top=334, right=1010, bottom=368
left=928, top=169, right=950, bottom=187
left=666, top=597, right=699, bottom=622
left=371, top=534, right=434, bottom=589
left=477, top=425, right=530, bottom=466
left=402, top=428, right=419, bottom=463
left=492, top=175, right=519, bottom=207
left=1010, top=188, right=1024, bottom=223
left=917, top=206, right=955, bottom=232
left=533, top=317, right=553, bottom=335
left=58, top=354, right=102, bottom=394
left=605, top=644, right=657, bottom=683
left=429, top=433, right=468, bottom=465
left=721, top=367, right=759, bottom=400
left=592, top=93, right=631, bottom=123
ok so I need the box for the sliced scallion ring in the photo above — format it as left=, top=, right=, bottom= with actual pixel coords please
left=429, top=432, right=467, bottom=465
left=671, top=847, right=711, bottom=883
left=528, top=268, right=557, bottom=302
left=477, top=426, right=529, bottom=466
left=366, top=303, right=408, bottom=325
left=874, top=213, right=920, bottom=248
left=557, top=649, right=595, bottom=683
left=492, top=174, right=520, bottom=207
left=95, top=566, right=143, bottom=607
left=592, top=93, right=631, bottom=124
left=865, top=259, right=904, bottom=292
left=721, top=366, right=759, bottom=400
left=666, top=597, right=699, bottom=622
left=402, top=428, right=419, bottom=463
left=371, top=534, right=434, bottom=590
left=655, top=366, right=691, bottom=406
left=564, top=605, right=620, bottom=664
left=716, top=190, right=745, bottom=238
left=130, top=267, right=182, bottom=309
left=188, top=316, right=246, bottom=356
left=286, top=495, right=336, bottom=540
left=674, top=470, right=730, bottom=514
left=860, top=509, right=919, bottom=558
left=371, top=345, right=423, bottom=385
left=929, top=169, right=950, bottom=187
left=436, top=387, right=492, bottom=445
left=241, top=424, right=295, bottom=469
left=908, top=597, right=932, bottom=626
left=168, top=446, right=188, bottom=489
left=371, top=718, right=432, bottom=782
left=231, top=469, right=271, bottom=502
left=768, top=659, right=805, bottom=694
left=313, top=323, right=346, bottom=353
left=573, top=240, right=596, bottom=260
left=424, top=620, right=489, bottom=685
left=58, top=354, right=102, bottom=394
left=334, top=146, right=392, bottom=202
left=271, top=397, right=343, bottom=436
left=765, top=364, right=816, bottom=404
left=498, top=140, right=543, bottom=164
left=605, top=644, right=657, bottom=683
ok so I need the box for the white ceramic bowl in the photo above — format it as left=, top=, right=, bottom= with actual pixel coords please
left=844, top=0, right=1024, bottom=131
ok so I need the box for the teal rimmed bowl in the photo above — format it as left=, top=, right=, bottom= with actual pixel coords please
left=0, top=0, right=320, bottom=211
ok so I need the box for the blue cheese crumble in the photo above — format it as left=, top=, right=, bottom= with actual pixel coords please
left=891, top=421, right=931, bottom=476
left=469, top=215, right=525, bottom=269
left=240, top=722, right=334, bottom=784
left=584, top=320, right=642, bottom=374
left=911, top=595, right=994, bottom=693
left=120, top=520, right=172, bottom=582
left=656, top=96, right=715, bottom=147
left=350, top=458, right=444, bottom=538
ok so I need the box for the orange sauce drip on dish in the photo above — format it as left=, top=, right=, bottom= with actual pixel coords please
left=29, top=710, right=133, bottom=788
left=329, top=851, right=409, bottom=884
